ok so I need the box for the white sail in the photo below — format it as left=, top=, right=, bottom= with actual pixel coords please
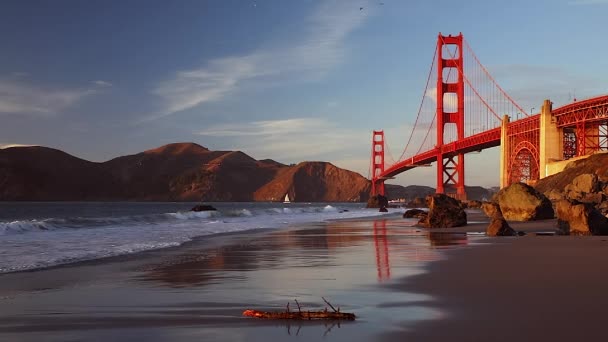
left=283, top=193, right=291, bottom=203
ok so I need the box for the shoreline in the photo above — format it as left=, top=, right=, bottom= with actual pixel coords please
left=5, top=208, right=594, bottom=341
left=0, top=201, right=387, bottom=275
left=0, top=212, right=481, bottom=341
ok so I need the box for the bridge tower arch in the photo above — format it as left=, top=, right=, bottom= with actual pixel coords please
left=436, top=33, right=466, bottom=199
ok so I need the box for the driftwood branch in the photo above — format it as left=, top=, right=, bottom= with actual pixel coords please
left=322, top=297, right=338, bottom=313
left=243, top=309, right=355, bottom=321
left=243, top=298, right=355, bottom=321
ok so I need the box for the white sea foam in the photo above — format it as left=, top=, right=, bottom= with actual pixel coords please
left=0, top=203, right=394, bottom=273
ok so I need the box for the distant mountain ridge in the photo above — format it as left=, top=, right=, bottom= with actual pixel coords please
left=0, top=142, right=496, bottom=201
left=0, top=143, right=370, bottom=202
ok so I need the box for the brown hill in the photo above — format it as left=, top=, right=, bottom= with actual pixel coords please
left=535, top=152, right=608, bottom=194
left=0, top=146, right=122, bottom=200
left=0, top=143, right=371, bottom=202
left=254, top=162, right=371, bottom=202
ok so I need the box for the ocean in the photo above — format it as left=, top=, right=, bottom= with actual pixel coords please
left=0, top=202, right=392, bottom=274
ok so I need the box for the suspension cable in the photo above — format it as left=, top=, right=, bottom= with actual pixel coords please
left=397, top=44, right=438, bottom=162
left=463, top=38, right=529, bottom=117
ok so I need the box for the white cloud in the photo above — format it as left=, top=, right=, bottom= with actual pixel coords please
left=153, top=0, right=370, bottom=118
left=197, top=117, right=369, bottom=162
left=0, top=78, right=93, bottom=115
left=92, top=80, right=112, bottom=87
left=0, top=143, right=38, bottom=149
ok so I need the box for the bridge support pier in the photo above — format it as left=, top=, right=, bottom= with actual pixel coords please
left=539, top=99, right=562, bottom=178
left=499, top=114, right=510, bottom=188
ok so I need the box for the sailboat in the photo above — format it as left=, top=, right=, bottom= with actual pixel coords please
left=283, top=193, right=291, bottom=203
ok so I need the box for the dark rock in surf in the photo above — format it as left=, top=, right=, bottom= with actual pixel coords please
left=367, top=195, right=388, bottom=209
left=419, top=194, right=467, bottom=228
left=191, top=204, right=217, bottom=212
left=403, top=208, right=426, bottom=219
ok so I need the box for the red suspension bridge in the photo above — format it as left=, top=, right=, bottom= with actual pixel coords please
left=371, top=33, right=608, bottom=199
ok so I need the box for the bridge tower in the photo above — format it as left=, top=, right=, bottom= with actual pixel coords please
left=436, top=33, right=466, bottom=199
left=371, top=130, right=386, bottom=196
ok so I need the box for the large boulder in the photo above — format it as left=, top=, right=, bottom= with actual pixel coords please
left=403, top=208, right=427, bottom=219
left=565, top=173, right=600, bottom=200
left=555, top=199, right=608, bottom=235
left=494, top=183, right=554, bottom=221
left=367, top=194, right=388, bottom=209
left=482, top=202, right=516, bottom=236
left=419, top=194, right=467, bottom=228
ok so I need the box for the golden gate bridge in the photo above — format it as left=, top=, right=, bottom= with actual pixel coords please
left=371, top=33, right=608, bottom=199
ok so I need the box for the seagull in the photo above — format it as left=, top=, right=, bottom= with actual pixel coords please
left=360, top=7, right=364, bottom=10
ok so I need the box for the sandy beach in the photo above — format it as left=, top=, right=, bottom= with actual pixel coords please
left=2, top=210, right=606, bottom=341
left=383, top=223, right=608, bottom=341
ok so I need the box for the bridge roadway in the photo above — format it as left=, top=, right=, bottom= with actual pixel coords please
left=378, top=94, right=608, bottom=180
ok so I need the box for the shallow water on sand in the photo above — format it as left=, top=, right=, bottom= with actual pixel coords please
left=0, top=202, right=389, bottom=273
left=0, top=218, right=484, bottom=341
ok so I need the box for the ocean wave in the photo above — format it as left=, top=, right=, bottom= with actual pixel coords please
left=0, top=219, right=56, bottom=235
left=0, top=203, right=393, bottom=273
left=166, top=211, right=218, bottom=220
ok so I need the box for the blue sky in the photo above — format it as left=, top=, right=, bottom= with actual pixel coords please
left=1, top=0, right=607, bottom=187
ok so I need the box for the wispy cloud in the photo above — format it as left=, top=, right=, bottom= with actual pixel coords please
left=0, top=143, right=38, bottom=149
left=92, top=80, right=112, bottom=87
left=197, top=117, right=368, bottom=162
left=0, top=78, right=93, bottom=115
left=153, top=0, right=370, bottom=118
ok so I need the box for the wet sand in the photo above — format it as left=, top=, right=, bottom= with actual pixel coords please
left=384, top=220, right=608, bottom=341
left=3, top=210, right=602, bottom=341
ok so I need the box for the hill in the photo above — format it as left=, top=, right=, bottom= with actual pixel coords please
left=385, top=184, right=495, bottom=201
left=0, top=143, right=370, bottom=202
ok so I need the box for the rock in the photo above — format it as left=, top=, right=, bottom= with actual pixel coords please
left=367, top=194, right=388, bottom=208
left=481, top=201, right=516, bottom=236
left=486, top=218, right=517, bottom=236
left=403, top=208, right=427, bottom=218
left=191, top=204, right=217, bottom=211
left=580, top=192, right=605, bottom=205
left=544, top=189, right=564, bottom=202
left=379, top=207, right=388, bottom=212
left=597, top=201, right=608, bottom=217
left=494, top=182, right=554, bottom=221
left=555, top=200, right=608, bottom=235
left=419, top=194, right=467, bottom=228
left=481, top=201, right=504, bottom=219
left=466, top=200, right=482, bottom=209
left=572, top=173, right=600, bottom=193
left=406, top=197, right=427, bottom=208
left=565, top=174, right=601, bottom=201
